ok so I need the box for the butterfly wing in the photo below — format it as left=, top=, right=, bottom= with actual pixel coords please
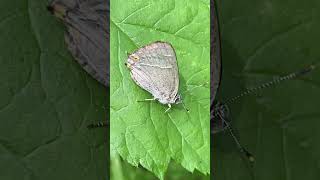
left=211, top=2, right=224, bottom=133
left=51, top=0, right=109, bottom=87
left=128, top=42, right=179, bottom=104
left=211, top=2, right=221, bottom=103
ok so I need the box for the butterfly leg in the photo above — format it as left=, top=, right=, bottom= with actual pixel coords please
left=217, top=112, right=255, bottom=163
left=165, top=104, right=172, bottom=113
left=87, top=121, right=108, bottom=129
left=137, top=98, right=157, bottom=102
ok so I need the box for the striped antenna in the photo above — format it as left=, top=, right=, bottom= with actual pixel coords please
left=224, top=63, right=317, bottom=105
left=213, top=63, right=317, bottom=163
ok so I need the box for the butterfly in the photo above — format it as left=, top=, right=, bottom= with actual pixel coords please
left=125, top=41, right=186, bottom=113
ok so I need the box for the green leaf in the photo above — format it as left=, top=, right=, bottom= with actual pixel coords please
left=0, top=0, right=108, bottom=179
left=110, top=0, right=210, bottom=178
left=111, top=154, right=210, bottom=180
left=214, top=0, right=320, bottom=179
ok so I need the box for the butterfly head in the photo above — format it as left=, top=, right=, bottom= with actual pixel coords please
left=211, top=101, right=231, bottom=133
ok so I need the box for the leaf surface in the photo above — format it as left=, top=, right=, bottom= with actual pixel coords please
left=110, top=0, right=210, bottom=178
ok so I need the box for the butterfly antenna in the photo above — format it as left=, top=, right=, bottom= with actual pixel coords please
left=181, top=82, right=209, bottom=94
left=225, top=63, right=317, bottom=105
left=181, top=101, right=190, bottom=112
left=179, top=82, right=208, bottom=112
left=217, top=113, right=255, bottom=163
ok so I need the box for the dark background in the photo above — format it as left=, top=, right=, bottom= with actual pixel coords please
left=0, top=0, right=108, bottom=179
left=213, top=0, right=320, bottom=180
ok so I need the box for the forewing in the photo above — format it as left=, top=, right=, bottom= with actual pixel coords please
left=211, top=2, right=223, bottom=133
left=130, top=42, right=179, bottom=102
left=51, top=0, right=109, bottom=87
left=211, top=2, right=221, bottom=103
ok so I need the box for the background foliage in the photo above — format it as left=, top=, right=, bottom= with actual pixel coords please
left=0, top=0, right=108, bottom=179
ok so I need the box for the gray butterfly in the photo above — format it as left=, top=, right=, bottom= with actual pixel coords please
left=126, top=41, right=182, bottom=112
left=48, top=0, right=109, bottom=87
